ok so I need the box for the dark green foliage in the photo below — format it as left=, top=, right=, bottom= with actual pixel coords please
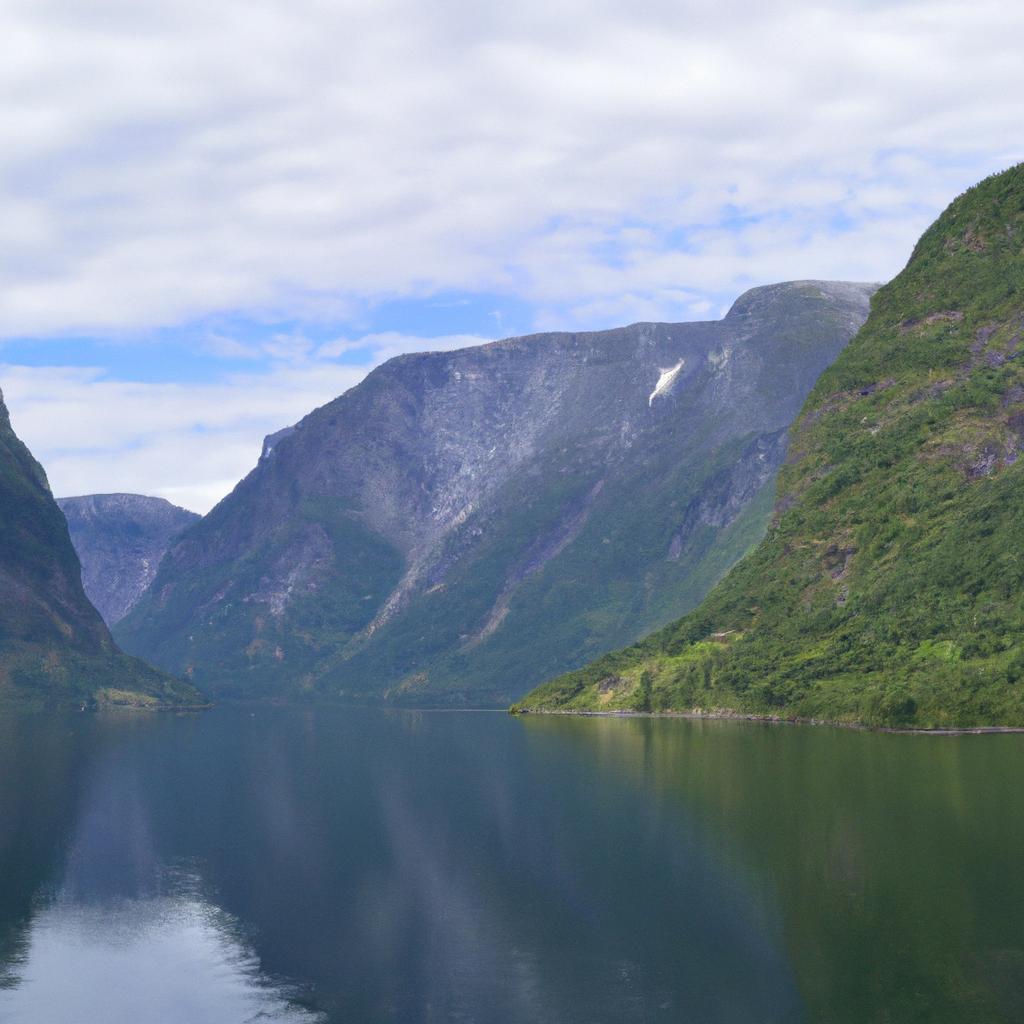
left=0, top=391, right=205, bottom=709
left=519, top=163, right=1024, bottom=728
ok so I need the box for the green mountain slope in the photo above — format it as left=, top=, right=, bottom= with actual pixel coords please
left=0, top=389, right=206, bottom=709
left=517, top=164, right=1024, bottom=728
left=115, top=281, right=873, bottom=705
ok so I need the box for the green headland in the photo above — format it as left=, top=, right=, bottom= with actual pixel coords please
left=516, top=164, right=1024, bottom=729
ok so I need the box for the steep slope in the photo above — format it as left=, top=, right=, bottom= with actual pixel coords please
left=58, top=494, right=199, bottom=625
left=117, top=281, right=874, bottom=704
left=518, top=164, right=1024, bottom=728
left=0, top=389, right=206, bottom=709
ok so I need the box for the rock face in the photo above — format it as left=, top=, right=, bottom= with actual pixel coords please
left=260, top=425, right=296, bottom=461
left=57, top=494, right=199, bottom=626
left=116, top=280, right=875, bottom=705
left=0, top=390, right=205, bottom=709
left=519, top=163, right=1024, bottom=729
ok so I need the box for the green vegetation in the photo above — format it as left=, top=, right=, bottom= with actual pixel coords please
left=0, top=389, right=206, bottom=710
left=517, top=163, right=1024, bottom=728
left=117, top=496, right=404, bottom=698
left=329, top=428, right=785, bottom=706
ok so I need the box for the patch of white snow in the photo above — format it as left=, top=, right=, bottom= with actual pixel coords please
left=648, top=360, right=684, bottom=406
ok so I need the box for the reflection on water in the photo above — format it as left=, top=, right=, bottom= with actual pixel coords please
left=0, top=713, right=321, bottom=1024
left=0, top=708, right=1022, bottom=1022
left=0, top=708, right=801, bottom=1023
left=1, top=895, right=320, bottom=1024
left=521, top=715, right=1024, bottom=1024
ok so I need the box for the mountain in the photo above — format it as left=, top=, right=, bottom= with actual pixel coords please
left=0, top=389, right=206, bottom=709
left=116, top=281, right=875, bottom=705
left=517, top=164, right=1024, bottom=728
left=57, top=494, right=199, bottom=626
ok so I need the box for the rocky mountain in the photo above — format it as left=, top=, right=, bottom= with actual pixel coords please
left=116, top=280, right=875, bottom=705
left=517, top=164, right=1024, bottom=728
left=0, top=389, right=205, bottom=709
left=58, top=494, right=199, bottom=626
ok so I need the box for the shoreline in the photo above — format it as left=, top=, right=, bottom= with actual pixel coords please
left=511, top=707, right=1024, bottom=736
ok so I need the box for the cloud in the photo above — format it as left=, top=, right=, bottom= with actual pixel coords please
left=0, top=0, right=1020, bottom=338
left=1, top=332, right=492, bottom=512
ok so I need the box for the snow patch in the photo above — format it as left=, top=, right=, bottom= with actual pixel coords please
left=648, top=360, right=684, bottom=406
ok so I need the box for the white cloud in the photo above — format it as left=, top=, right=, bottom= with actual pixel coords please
left=0, top=0, right=1019, bottom=337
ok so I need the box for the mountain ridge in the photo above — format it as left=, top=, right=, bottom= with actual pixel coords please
left=116, top=280, right=875, bottom=704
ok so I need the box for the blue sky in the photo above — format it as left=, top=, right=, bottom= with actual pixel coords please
left=1, top=0, right=1022, bottom=510
left=0, top=291, right=534, bottom=382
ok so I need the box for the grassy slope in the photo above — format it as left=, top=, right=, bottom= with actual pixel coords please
left=518, top=164, right=1024, bottom=728
left=0, top=392, right=206, bottom=709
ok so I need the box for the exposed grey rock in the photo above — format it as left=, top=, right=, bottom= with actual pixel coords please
left=260, top=425, right=296, bottom=461
left=57, top=494, right=199, bottom=625
left=117, top=281, right=877, bottom=704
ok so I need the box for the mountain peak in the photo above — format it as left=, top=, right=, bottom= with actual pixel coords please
left=724, top=280, right=878, bottom=322
left=58, top=494, right=200, bottom=627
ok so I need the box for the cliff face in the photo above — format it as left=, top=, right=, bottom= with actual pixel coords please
left=58, top=494, right=199, bottom=626
left=519, top=164, right=1024, bottom=729
left=116, top=281, right=874, bottom=705
left=0, top=390, right=205, bottom=708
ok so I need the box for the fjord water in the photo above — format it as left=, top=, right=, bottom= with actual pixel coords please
left=0, top=709, right=1022, bottom=1023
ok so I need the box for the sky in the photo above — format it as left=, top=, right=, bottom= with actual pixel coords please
left=2, top=0, right=1022, bottom=512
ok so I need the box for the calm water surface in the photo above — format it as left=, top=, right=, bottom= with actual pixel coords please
left=0, top=707, right=1022, bottom=1023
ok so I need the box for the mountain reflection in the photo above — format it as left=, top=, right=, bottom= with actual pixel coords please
left=0, top=708, right=802, bottom=1023
left=0, top=713, right=321, bottom=1024
left=12, top=708, right=1022, bottom=1022
left=4, top=707, right=1023, bottom=1022
left=520, top=715, right=1024, bottom=1024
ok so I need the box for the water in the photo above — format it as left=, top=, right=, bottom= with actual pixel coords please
left=0, top=708, right=1022, bottom=1023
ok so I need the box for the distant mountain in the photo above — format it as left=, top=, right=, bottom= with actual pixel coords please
left=518, top=164, right=1024, bottom=729
left=58, top=494, right=199, bottom=625
left=0, top=389, right=205, bottom=709
left=116, top=281, right=875, bottom=705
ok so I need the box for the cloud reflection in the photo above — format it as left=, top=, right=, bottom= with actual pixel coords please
left=0, top=725, right=322, bottom=1024
left=0, top=894, right=322, bottom=1024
